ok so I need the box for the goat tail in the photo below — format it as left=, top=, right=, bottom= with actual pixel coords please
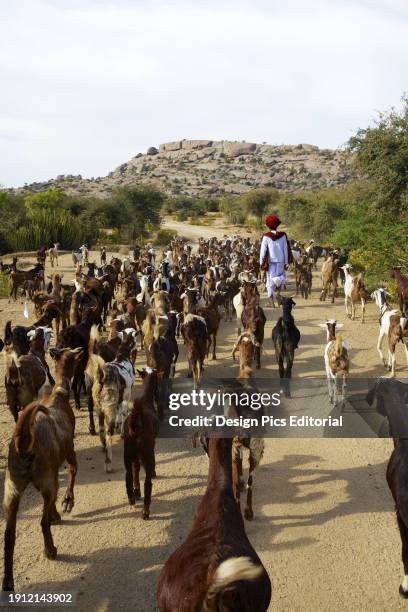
left=14, top=404, right=49, bottom=455
left=202, top=557, right=262, bottom=612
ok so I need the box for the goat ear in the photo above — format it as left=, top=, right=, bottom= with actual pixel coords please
left=318, top=323, right=328, bottom=329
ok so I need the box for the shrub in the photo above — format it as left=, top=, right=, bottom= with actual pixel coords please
left=155, top=229, right=174, bottom=246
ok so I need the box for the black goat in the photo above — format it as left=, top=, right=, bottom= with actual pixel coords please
left=271, top=296, right=300, bottom=397
left=366, top=378, right=408, bottom=598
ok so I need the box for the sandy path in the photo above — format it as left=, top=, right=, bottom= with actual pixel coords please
left=0, top=233, right=406, bottom=612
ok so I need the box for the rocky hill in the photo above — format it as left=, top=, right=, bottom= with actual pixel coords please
left=14, top=139, right=352, bottom=198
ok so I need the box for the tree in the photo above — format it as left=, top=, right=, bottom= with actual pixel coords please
left=348, top=96, right=408, bottom=218
left=240, top=188, right=280, bottom=226
left=24, top=187, right=66, bottom=219
left=111, top=185, right=164, bottom=240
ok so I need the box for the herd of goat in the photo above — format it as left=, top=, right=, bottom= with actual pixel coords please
left=0, top=234, right=408, bottom=608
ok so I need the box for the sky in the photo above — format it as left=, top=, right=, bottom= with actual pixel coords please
left=1, top=0, right=408, bottom=187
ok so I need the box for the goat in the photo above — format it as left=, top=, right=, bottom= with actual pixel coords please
left=366, top=378, right=408, bottom=598
left=56, top=304, right=98, bottom=410
left=91, top=330, right=138, bottom=472
left=181, top=313, right=208, bottom=390
left=9, top=264, right=44, bottom=302
left=320, top=253, right=338, bottom=303
left=341, top=264, right=367, bottom=322
left=2, top=347, right=83, bottom=592
left=319, top=319, right=349, bottom=405
left=271, top=296, right=301, bottom=397
left=48, top=243, right=60, bottom=267
left=241, top=283, right=266, bottom=370
left=4, top=327, right=52, bottom=422
left=391, top=267, right=408, bottom=316
left=123, top=368, right=159, bottom=519
left=157, top=437, right=271, bottom=611
left=231, top=333, right=265, bottom=520
left=371, top=288, right=408, bottom=377
left=196, top=295, right=221, bottom=361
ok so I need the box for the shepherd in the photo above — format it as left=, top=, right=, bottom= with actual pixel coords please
left=259, top=215, right=293, bottom=306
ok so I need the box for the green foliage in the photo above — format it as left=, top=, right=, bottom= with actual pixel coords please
left=0, top=272, right=10, bottom=298
left=8, top=209, right=96, bottom=252
left=165, top=195, right=219, bottom=220
left=240, top=188, right=280, bottom=222
left=219, top=196, right=246, bottom=224
left=24, top=187, right=66, bottom=219
left=349, top=96, right=408, bottom=218
left=155, top=229, right=174, bottom=246
left=112, top=185, right=164, bottom=240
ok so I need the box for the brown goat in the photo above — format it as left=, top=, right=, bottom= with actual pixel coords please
left=240, top=284, right=266, bottom=369
left=4, top=327, right=53, bottom=422
left=2, top=347, right=83, bottom=592
left=157, top=437, right=271, bottom=611
left=320, top=254, right=338, bottom=303
left=231, top=332, right=265, bottom=520
left=123, top=368, right=159, bottom=519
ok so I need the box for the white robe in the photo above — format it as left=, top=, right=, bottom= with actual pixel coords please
left=259, top=233, right=289, bottom=297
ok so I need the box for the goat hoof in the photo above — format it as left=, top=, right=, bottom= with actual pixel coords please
left=44, top=545, right=57, bottom=560
left=244, top=508, right=254, bottom=521
left=400, top=585, right=408, bottom=599
left=89, top=426, right=96, bottom=435
left=62, top=497, right=74, bottom=513
left=105, top=461, right=112, bottom=474
left=134, top=487, right=141, bottom=500
left=142, top=510, right=150, bottom=520
left=128, top=495, right=135, bottom=506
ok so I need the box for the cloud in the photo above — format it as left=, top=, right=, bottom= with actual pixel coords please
left=0, top=0, right=407, bottom=186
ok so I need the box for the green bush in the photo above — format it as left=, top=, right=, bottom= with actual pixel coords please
left=8, top=209, right=95, bottom=251
left=155, top=229, right=174, bottom=246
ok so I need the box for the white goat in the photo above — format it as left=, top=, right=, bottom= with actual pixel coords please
left=319, top=319, right=349, bottom=406
left=341, top=264, right=367, bottom=322
left=371, top=288, right=408, bottom=376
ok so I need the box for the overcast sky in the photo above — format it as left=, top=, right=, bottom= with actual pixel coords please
left=1, top=0, right=407, bottom=187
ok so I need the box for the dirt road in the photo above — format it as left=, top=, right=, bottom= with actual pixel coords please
left=0, top=231, right=406, bottom=611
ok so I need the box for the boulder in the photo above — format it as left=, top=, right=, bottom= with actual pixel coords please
left=181, top=140, right=214, bottom=151
left=223, top=142, right=256, bottom=157
left=147, top=146, right=159, bottom=155
left=159, top=141, right=182, bottom=153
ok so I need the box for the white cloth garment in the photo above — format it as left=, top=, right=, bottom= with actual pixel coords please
left=259, top=233, right=289, bottom=298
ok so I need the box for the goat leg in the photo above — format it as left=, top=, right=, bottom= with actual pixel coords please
left=143, top=452, right=155, bottom=520
left=62, top=448, right=77, bottom=513
left=87, top=394, right=96, bottom=435
left=397, top=512, right=408, bottom=598
left=125, top=456, right=136, bottom=505
left=41, top=488, right=58, bottom=560
left=244, top=455, right=256, bottom=521
left=2, top=480, right=22, bottom=591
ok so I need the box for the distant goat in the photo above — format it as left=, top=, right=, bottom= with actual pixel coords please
left=371, top=288, right=408, bottom=377
left=341, top=264, right=368, bottom=323
left=123, top=368, right=159, bottom=519
left=320, top=319, right=349, bottom=405
left=271, top=296, right=300, bottom=397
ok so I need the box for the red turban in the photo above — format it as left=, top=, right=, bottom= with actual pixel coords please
left=265, top=215, right=281, bottom=230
